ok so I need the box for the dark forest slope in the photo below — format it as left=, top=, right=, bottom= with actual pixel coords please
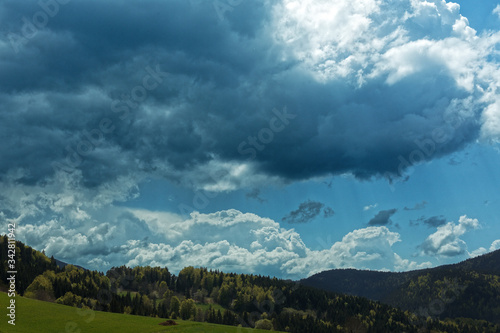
left=301, top=250, right=500, bottom=323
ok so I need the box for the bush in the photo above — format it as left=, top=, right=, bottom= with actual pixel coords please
left=24, top=275, right=55, bottom=301
left=255, top=318, right=273, bottom=330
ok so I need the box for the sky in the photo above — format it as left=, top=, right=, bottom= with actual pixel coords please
left=1, top=0, right=499, bottom=280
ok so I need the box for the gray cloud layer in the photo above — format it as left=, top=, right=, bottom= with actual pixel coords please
left=1, top=0, right=499, bottom=192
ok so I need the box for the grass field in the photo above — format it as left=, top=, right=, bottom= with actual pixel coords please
left=0, top=292, right=283, bottom=333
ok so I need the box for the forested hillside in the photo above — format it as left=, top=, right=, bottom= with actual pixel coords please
left=2, top=236, right=499, bottom=333
left=301, top=249, right=500, bottom=324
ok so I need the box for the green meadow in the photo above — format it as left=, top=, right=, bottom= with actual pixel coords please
left=0, top=292, right=283, bottom=333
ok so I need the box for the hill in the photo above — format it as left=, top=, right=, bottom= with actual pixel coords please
left=301, top=249, right=500, bottom=324
left=301, top=268, right=417, bottom=301
left=448, top=249, right=500, bottom=275
left=0, top=292, right=283, bottom=333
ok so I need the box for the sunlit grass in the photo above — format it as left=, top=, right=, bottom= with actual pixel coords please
left=0, top=292, right=282, bottom=333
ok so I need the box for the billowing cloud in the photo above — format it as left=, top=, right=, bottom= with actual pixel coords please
left=0, top=0, right=499, bottom=196
left=0, top=0, right=499, bottom=280
left=368, top=209, right=397, bottom=226
left=125, top=212, right=431, bottom=278
left=124, top=209, right=309, bottom=277
left=283, top=226, right=431, bottom=276
left=420, top=215, right=480, bottom=257
left=131, top=209, right=307, bottom=254
left=10, top=207, right=431, bottom=279
left=469, top=247, right=487, bottom=258
left=469, top=239, right=500, bottom=258
left=282, top=200, right=333, bottom=224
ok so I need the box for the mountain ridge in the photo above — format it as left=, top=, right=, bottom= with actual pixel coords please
left=300, top=249, right=500, bottom=323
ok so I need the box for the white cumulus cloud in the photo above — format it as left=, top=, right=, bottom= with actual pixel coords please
left=420, top=215, right=480, bottom=257
left=469, top=238, right=500, bottom=257
left=34, top=208, right=430, bottom=279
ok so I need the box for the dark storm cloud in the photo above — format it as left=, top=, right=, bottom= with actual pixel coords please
left=0, top=0, right=490, bottom=191
left=0, top=0, right=272, bottom=186
left=368, top=209, right=397, bottom=226
left=282, top=200, right=325, bottom=224
left=419, top=234, right=466, bottom=258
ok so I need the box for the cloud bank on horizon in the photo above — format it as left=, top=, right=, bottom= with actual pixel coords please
left=16, top=207, right=436, bottom=278
left=1, top=0, right=499, bottom=278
